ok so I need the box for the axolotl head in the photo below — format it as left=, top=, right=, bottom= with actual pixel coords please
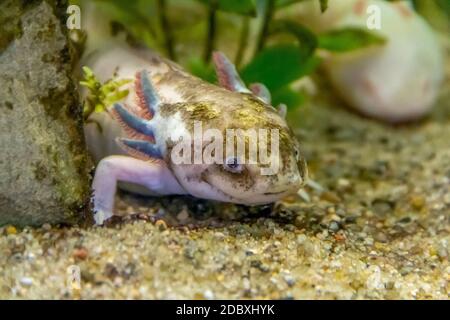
left=167, top=53, right=308, bottom=204
left=162, top=94, right=308, bottom=205
left=113, top=52, right=307, bottom=205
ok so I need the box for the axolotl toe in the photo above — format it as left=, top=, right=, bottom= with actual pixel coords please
left=82, top=47, right=308, bottom=224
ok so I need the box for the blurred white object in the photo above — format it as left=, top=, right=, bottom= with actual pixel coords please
left=298, top=0, right=445, bottom=123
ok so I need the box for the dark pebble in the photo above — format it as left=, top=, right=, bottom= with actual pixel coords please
left=104, top=263, right=120, bottom=280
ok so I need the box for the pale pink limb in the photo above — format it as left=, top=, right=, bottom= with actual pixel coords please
left=92, top=155, right=186, bottom=224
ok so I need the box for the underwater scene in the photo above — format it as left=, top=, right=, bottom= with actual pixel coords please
left=0, top=0, right=449, bottom=300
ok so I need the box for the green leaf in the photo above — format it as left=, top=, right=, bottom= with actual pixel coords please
left=271, top=20, right=318, bottom=58
left=94, top=103, right=105, bottom=113
left=219, top=0, right=257, bottom=16
left=80, top=66, right=131, bottom=119
left=318, top=27, right=386, bottom=52
left=276, top=0, right=327, bottom=11
left=187, top=57, right=216, bottom=83
left=276, top=0, right=309, bottom=8
left=240, top=44, right=321, bottom=92
left=435, top=0, right=450, bottom=16
left=196, top=0, right=257, bottom=16
left=272, top=86, right=306, bottom=108
left=82, top=66, right=94, bottom=77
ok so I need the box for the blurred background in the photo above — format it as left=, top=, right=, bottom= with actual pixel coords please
left=73, top=0, right=449, bottom=121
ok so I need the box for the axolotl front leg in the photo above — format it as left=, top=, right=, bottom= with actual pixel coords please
left=92, top=156, right=186, bottom=225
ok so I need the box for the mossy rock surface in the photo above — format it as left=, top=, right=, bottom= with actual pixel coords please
left=0, top=0, right=91, bottom=226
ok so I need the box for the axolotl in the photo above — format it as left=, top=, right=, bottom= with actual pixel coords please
left=83, top=47, right=307, bottom=225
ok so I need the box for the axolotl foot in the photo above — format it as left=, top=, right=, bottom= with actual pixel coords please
left=93, top=209, right=113, bottom=225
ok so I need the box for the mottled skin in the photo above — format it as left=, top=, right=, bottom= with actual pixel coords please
left=83, top=47, right=307, bottom=224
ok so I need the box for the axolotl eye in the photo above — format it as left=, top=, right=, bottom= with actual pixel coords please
left=294, top=148, right=301, bottom=161
left=223, top=157, right=244, bottom=174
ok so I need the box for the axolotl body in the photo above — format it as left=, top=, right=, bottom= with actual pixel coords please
left=83, top=47, right=307, bottom=224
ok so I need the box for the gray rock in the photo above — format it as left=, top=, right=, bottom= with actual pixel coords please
left=0, top=1, right=91, bottom=226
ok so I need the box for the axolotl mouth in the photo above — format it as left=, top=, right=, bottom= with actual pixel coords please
left=263, top=191, right=286, bottom=195
left=200, top=178, right=295, bottom=205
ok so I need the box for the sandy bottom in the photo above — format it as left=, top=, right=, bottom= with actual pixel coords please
left=1, top=87, right=449, bottom=299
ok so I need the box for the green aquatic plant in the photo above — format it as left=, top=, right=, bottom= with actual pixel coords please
left=80, top=66, right=131, bottom=120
